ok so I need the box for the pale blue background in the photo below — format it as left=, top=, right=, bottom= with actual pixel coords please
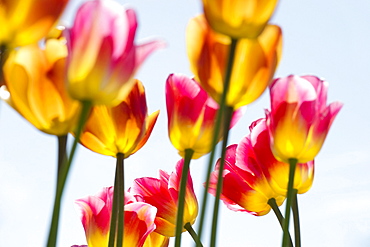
left=0, top=0, right=369, bottom=246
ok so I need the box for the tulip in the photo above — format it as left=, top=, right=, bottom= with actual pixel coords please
left=0, top=0, right=68, bottom=48
left=143, top=232, right=170, bottom=247
left=166, top=73, right=242, bottom=159
left=209, top=141, right=285, bottom=216
left=247, top=118, right=314, bottom=195
left=65, top=0, right=164, bottom=106
left=1, top=36, right=80, bottom=136
left=186, top=15, right=282, bottom=109
left=130, top=159, right=198, bottom=237
left=79, top=79, right=159, bottom=158
left=75, top=187, right=157, bottom=247
left=265, top=75, right=343, bottom=163
left=201, top=0, right=279, bottom=39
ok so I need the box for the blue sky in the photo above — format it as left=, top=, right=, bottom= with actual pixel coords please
left=0, top=0, right=369, bottom=246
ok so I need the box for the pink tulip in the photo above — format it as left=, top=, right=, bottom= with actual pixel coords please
left=75, top=187, right=157, bottom=247
left=130, top=159, right=198, bottom=237
left=166, top=73, right=243, bottom=159
left=266, top=75, right=343, bottom=163
left=66, top=0, right=164, bottom=106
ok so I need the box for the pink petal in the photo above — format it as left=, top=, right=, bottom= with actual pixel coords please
left=124, top=202, right=157, bottom=247
left=135, top=39, right=166, bottom=69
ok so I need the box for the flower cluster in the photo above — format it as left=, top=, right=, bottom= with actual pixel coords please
left=0, top=0, right=343, bottom=247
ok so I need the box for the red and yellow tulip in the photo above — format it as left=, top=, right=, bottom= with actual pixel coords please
left=209, top=142, right=285, bottom=216
left=266, top=75, right=343, bottom=163
left=79, top=79, right=159, bottom=158
left=247, top=118, right=314, bottom=195
left=75, top=187, right=160, bottom=247
left=166, top=73, right=242, bottom=159
left=131, top=159, right=198, bottom=237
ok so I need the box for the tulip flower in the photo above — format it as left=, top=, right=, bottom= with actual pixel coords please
left=201, top=0, right=279, bottom=39
left=143, top=232, right=170, bottom=247
left=1, top=36, right=80, bottom=136
left=247, top=118, right=314, bottom=195
left=166, top=73, right=243, bottom=159
left=131, top=159, right=198, bottom=237
left=0, top=0, right=68, bottom=48
left=65, top=0, right=164, bottom=106
left=186, top=15, right=282, bottom=109
left=209, top=140, right=285, bottom=216
left=79, top=79, right=159, bottom=158
left=75, top=187, right=157, bottom=247
left=265, top=75, right=343, bottom=164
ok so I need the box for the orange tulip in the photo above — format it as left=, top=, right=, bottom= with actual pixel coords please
left=187, top=15, right=282, bottom=109
left=201, top=0, right=279, bottom=39
left=79, top=79, right=159, bottom=158
left=1, top=36, right=80, bottom=136
left=0, top=0, right=68, bottom=47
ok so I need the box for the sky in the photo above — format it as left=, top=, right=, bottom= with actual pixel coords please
left=0, top=0, right=370, bottom=246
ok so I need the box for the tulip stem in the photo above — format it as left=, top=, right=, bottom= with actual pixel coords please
left=268, top=198, right=293, bottom=247
left=0, top=45, right=7, bottom=85
left=185, top=222, right=203, bottom=247
left=46, top=100, right=92, bottom=247
left=174, top=149, right=194, bottom=247
left=108, top=156, right=121, bottom=247
left=57, top=135, right=68, bottom=176
left=210, top=105, right=234, bottom=247
left=197, top=38, right=238, bottom=246
left=292, top=189, right=301, bottom=247
left=116, top=153, right=125, bottom=247
left=282, top=158, right=298, bottom=247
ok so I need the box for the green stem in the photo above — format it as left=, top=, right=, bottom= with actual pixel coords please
left=210, top=106, right=234, bottom=247
left=46, top=101, right=92, bottom=247
left=282, top=158, right=298, bottom=247
left=174, top=149, right=194, bottom=247
left=185, top=222, right=203, bottom=247
left=57, top=135, right=68, bottom=176
left=116, top=153, right=125, bottom=247
left=197, top=38, right=238, bottom=246
left=108, top=157, right=121, bottom=247
left=292, top=189, right=301, bottom=247
left=268, top=198, right=293, bottom=247
left=0, top=45, right=7, bottom=86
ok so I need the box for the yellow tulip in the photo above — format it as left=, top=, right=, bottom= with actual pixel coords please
left=2, top=37, right=81, bottom=136
left=79, top=79, right=159, bottom=158
left=187, top=15, right=282, bottom=109
left=201, top=0, right=279, bottom=39
left=0, top=0, right=68, bottom=47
